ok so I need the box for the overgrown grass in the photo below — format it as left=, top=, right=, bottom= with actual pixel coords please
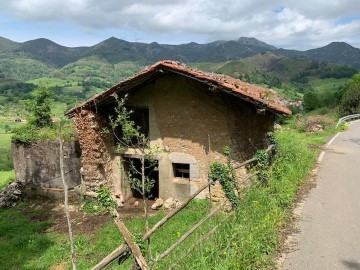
left=0, top=199, right=214, bottom=269
left=12, top=122, right=77, bottom=144
left=171, top=129, right=321, bottom=269
left=0, top=170, right=15, bottom=190
left=0, top=133, right=14, bottom=171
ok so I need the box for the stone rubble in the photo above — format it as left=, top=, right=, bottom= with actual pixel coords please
left=151, top=198, right=164, bottom=210
left=163, top=197, right=178, bottom=209
left=0, top=182, right=24, bottom=208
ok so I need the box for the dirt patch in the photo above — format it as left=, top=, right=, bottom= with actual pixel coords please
left=20, top=199, right=111, bottom=235
left=116, top=197, right=164, bottom=219
left=19, top=197, right=164, bottom=235
left=275, top=168, right=318, bottom=268
left=50, top=262, right=67, bottom=270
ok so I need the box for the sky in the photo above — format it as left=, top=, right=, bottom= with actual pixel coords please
left=0, top=0, right=360, bottom=50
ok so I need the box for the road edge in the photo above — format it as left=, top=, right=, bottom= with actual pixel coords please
left=275, top=130, right=343, bottom=269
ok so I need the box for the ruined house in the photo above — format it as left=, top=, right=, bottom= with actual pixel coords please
left=65, top=60, right=291, bottom=204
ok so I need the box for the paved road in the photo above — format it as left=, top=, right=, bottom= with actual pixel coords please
left=283, top=121, right=360, bottom=270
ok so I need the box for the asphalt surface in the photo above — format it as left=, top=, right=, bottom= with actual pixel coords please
left=283, top=120, right=360, bottom=270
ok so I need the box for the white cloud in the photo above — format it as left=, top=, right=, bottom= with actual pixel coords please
left=0, top=0, right=359, bottom=49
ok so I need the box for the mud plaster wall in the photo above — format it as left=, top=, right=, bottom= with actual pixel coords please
left=12, top=140, right=81, bottom=189
left=74, top=73, right=275, bottom=200
left=122, top=74, right=274, bottom=199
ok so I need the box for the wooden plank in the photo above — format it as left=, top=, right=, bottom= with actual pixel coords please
left=233, top=145, right=273, bottom=169
left=92, top=179, right=214, bottom=269
left=115, top=219, right=149, bottom=270
left=92, top=244, right=128, bottom=270
left=142, top=179, right=214, bottom=241
left=168, top=225, right=219, bottom=270
left=154, top=200, right=225, bottom=263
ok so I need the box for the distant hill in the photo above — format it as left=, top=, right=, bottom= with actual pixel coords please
left=305, top=42, right=360, bottom=70
left=1, top=36, right=359, bottom=70
left=0, top=37, right=19, bottom=52
left=12, top=38, right=87, bottom=67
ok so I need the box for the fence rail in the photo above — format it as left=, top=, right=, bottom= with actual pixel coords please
left=336, top=114, right=360, bottom=128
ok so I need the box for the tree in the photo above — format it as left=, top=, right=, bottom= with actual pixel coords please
left=303, top=91, right=320, bottom=111
left=28, top=86, right=53, bottom=128
left=107, top=95, right=160, bottom=235
left=339, top=74, right=360, bottom=116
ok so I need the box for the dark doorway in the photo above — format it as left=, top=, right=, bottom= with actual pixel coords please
left=123, top=157, right=159, bottom=199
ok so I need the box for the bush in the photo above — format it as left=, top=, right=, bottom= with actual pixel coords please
left=303, top=91, right=320, bottom=111
left=12, top=123, right=77, bottom=144
left=339, top=74, right=360, bottom=116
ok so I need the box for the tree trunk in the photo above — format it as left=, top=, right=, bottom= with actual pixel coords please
left=58, top=122, right=76, bottom=270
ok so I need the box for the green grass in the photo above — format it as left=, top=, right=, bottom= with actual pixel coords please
left=0, top=170, right=15, bottom=190
left=0, top=200, right=214, bottom=269
left=0, top=133, right=12, bottom=147
left=0, top=133, right=13, bottom=171
left=309, top=78, right=349, bottom=93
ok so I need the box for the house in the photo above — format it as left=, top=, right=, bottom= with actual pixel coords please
left=65, top=60, right=291, bottom=204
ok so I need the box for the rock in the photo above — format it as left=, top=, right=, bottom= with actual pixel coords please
left=274, top=123, right=282, bottom=130
left=151, top=198, right=164, bottom=210
left=134, top=201, right=139, bottom=207
left=0, top=182, right=24, bottom=208
left=308, top=123, right=324, bottom=133
left=163, top=197, right=178, bottom=209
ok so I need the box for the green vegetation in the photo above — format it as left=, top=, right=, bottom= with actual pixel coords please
left=0, top=170, right=14, bottom=190
left=0, top=116, right=339, bottom=269
left=210, top=147, right=239, bottom=209
left=339, top=73, right=360, bottom=116
left=0, top=199, right=213, bottom=269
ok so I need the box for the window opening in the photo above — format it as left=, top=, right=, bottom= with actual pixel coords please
left=173, top=163, right=190, bottom=179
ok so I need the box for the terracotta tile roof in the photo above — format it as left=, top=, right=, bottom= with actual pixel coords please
left=66, top=60, right=291, bottom=117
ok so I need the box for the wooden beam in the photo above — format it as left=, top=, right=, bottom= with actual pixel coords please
left=154, top=200, right=225, bottom=263
left=142, top=179, right=214, bottom=241
left=115, top=220, right=149, bottom=270
left=93, top=179, right=214, bottom=269
left=92, top=244, right=128, bottom=270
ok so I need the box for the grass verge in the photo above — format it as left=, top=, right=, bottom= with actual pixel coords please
left=0, top=170, right=15, bottom=190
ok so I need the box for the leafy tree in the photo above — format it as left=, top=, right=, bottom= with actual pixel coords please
left=339, top=73, right=360, bottom=116
left=28, top=86, right=53, bottom=128
left=106, top=94, right=161, bottom=235
left=303, top=91, right=320, bottom=111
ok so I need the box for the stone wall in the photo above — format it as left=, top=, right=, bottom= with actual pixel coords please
left=12, top=140, right=82, bottom=199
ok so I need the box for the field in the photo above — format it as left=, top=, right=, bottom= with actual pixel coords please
left=309, top=77, right=349, bottom=93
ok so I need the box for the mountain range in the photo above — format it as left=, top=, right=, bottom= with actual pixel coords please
left=1, top=36, right=360, bottom=70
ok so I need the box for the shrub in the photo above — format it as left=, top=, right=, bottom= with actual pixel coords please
left=339, top=74, right=360, bottom=116
left=12, top=123, right=77, bottom=144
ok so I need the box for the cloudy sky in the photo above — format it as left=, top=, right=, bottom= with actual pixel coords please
left=0, top=0, right=359, bottom=50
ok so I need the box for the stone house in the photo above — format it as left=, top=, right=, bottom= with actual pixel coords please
left=65, top=60, right=290, bottom=204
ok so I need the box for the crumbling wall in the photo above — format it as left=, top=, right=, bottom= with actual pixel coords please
left=73, top=109, right=114, bottom=194
left=12, top=140, right=81, bottom=198
left=72, top=74, right=275, bottom=201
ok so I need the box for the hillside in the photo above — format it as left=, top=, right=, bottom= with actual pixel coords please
left=0, top=35, right=359, bottom=121
left=1, top=36, right=359, bottom=69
